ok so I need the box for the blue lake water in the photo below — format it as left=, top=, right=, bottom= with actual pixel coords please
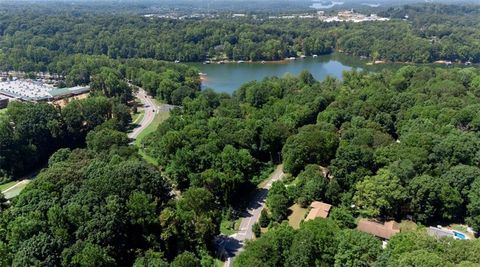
left=191, top=53, right=389, bottom=94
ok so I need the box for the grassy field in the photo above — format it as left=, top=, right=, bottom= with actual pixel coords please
left=133, top=99, right=171, bottom=165
left=220, top=217, right=241, bottom=236
left=131, top=108, right=145, bottom=125
left=399, top=220, right=418, bottom=232
left=135, top=110, right=170, bottom=146
left=138, top=149, right=158, bottom=166
left=287, top=204, right=308, bottom=229
left=2, top=180, right=31, bottom=199
left=0, top=181, right=17, bottom=191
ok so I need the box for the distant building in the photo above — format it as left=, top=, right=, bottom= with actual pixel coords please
left=0, top=80, right=90, bottom=102
left=357, top=219, right=400, bottom=240
left=305, top=201, right=332, bottom=221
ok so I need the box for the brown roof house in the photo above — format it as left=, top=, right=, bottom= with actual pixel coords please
left=357, top=219, right=400, bottom=240
left=305, top=201, right=332, bottom=221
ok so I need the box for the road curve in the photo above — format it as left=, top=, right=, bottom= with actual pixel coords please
left=219, top=165, right=285, bottom=267
left=128, top=89, right=157, bottom=140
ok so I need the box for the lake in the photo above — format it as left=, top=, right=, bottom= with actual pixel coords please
left=190, top=53, right=396, bottom=94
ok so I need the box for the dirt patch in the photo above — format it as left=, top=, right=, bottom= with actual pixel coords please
left=288, top=204, right=308, bottom=229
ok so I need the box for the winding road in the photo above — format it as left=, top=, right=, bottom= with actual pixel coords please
left=218, top=165, right=285, bottom=267
left=128, top=89, right=158, bottom=140
left=128, top=88, right=175, bottom=140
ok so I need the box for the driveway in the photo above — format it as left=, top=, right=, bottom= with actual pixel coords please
left=219, top=165, right=285, bottom=267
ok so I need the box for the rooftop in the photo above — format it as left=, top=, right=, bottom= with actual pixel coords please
left=0, top=80, right=89, bottom=101
left=305, top=201, right=332, bottom=220
left=357, top=219, right=400, bottom=240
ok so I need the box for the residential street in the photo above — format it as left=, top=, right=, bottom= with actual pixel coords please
left=219, top=165, right=285, bottom=267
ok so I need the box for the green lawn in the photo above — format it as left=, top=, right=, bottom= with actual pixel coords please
left=287, top=204, right=308, bottom=229
left=134, top=101, right=171, bottom=165
left=220, top=217, right=241, bottom=236
left=2, top=180, right=31, bottom=199
left=0, top=181, right=17, bottom=191
left=138, top=149, right=159, bottom=166
left=131, top=109, right=145, bottom=125
left=134, top=110, right=170, bottom=146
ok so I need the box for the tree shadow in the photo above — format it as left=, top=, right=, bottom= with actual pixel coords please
left=215, top=235, right=244, bottom=258
left=237, top=188, right=268, bottom=219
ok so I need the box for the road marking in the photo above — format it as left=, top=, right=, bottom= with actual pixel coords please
left=1, top=180, right=28, bottom=194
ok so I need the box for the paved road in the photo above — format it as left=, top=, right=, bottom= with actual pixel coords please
left=128, top=88, right=175, bottom=140
left=2, top=180, right=31, bottom=199
left=128, top=89, right=157, bottom=140
left=218, top=165, right=285, bottom=267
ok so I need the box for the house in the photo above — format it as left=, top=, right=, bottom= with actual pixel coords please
left=357, top=219, right=400, bottom=240
left=305, top=201, right=332, bottom=221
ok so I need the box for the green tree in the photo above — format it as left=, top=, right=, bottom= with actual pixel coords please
left=267, top=182, right=291, bottom=222
left=353, top=169, right=407, bottom=218
left=70, top=242, right=116, bottom=267
left=133, top=251, right=169, bottom=267
left=466, top=179, right=480, bottom=232
left=282, top=125, right=339, bottom=175
left=334, top=229, right=382, bottom=267
left=252, top=223, right=261, bottom=238
left=171, top=252, right=200, bottom=267
left=329, top=207, right=356, bottom=229
left=259, top=209, right=270, bottom=228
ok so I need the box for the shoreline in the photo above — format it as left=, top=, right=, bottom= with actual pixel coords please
left=184, top=54, right=478, bottom=67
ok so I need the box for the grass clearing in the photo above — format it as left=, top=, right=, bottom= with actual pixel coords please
left=135, top=110, right=170, bottom=146
left=220, top=217, right=241, bottom=236
left=287, top=204, right=308, bottom=229
left=399, top=220, right=418, bottom=232
left=138, top=149, right=159, bottom=166
left=0, top=181, right=17, bottom=191
left=131, top=108, right=145, bottom=125
left=2, top=180, right=31, bottom=199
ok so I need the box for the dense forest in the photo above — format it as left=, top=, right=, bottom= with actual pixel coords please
left=2, top=2, right=480, bottom=266
left=236, top=219, right=480, bottom=267
left=0, top=55, right=199, bottom=181
left=3, top=65, right=480, bottom=266
left=142, top=66, right=480, bottom=232
left=1, top=4, right=480, bottom=71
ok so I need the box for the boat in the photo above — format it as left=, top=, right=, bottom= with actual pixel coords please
left=174, top=60, right=180, bottom=63
left=237, top=60, right=245, bottom=64
left=300, top=55, right=306, bottom=59
left=465, top=61, right=472, bottom=66
left=312, top=54, right=318, bottom=58
left=203, top=61, right=211, bottom=64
